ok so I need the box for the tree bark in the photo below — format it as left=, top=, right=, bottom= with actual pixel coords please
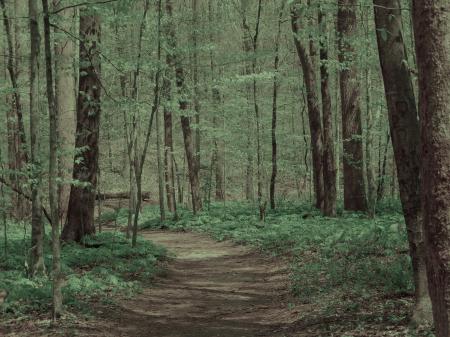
left=63, top=13, right=101, bottom=242
left=318, top=8, right=336, bottom=216
left=412, top=1, right=450, bottom=335
left=337, top=0, right=367, bottom=212
left=28, top=0, right=45, bottom=276
left=291, top=1, right=324, bottom=210
left=374, top=0, right=432, bottom=324
left=53, top=0, right=77, bottom=225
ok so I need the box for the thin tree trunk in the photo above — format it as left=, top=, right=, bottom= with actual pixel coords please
left=0, top=0, right=28, bottom=219
left=212, top=89, right=225, bottom=201
left=208, top=0, right=224, bottom=202
left=41, top=0, right=63, bottom=319
left=269, top=2, right=284, bottom=210
left=291, top=1, right=324, bottom=210
left=162, top=76, right=177, bottom=214
left=131, top=0, right=162, bottom=247
left=53, top=1, right=76, bottom=225
left=173, top=157, right=183, bottom=205
left=363, top=6, right=376, bottom=218
left=337, top=0, right=367, bottom=212
left=240, top=0, right=265, bottom=218
left=62, top=13, right=101, bottom=242
left=318, top=8, right=336, bottom=216
left=28, top=0, right=45, bottom=277
left=165, top=0, right=202, bottom=214
left=376, top=131, right=390, bottom=203
left=192, top=0, right=201, bottom=167
left=130, top=0, right=150, bottom=244
left=374, top=0, right=432, bottom=324
left=242, top=5, right=254, bottom=202
left=412, top=1, right=450, bottom=335
left=156, top=97, right=166, bottom=221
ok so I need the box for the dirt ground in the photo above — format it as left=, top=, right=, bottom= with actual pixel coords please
left=3, top=230, right=302, bottom=337
left=105, top=231, right=298, bottom=337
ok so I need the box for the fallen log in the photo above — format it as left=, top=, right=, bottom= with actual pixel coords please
left=96, top=191, right=151, bottom=201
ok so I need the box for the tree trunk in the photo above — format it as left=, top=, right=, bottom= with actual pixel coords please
left=162, top=76, right=177, bottom=213
left=165, top=0, right=202, bottom=214
left=376, top=131, right=390, bottom=203
left=337, top=0, right=367, bottom=212
left=291, top=2, right=324, bottom=210
left=53, top=1, right=77, bottom=225
left=156, top=96, right=166, bottom=221
left=0, top=0, right=28, bottom=219
left=242, top=6, right=254, bottom=202
left=412, top=1, right=450, bottom=335
left=63, top=13, right=101, bottom=242
left=318, top=8, right=336, bottom=216
left=192, top=0, right=201, bottom=168
left=212, top=88, right=225, bottom=201
left=269, top=2, right=284, bottom=210
left=28, top=0, right=45, bottom=276
left=374, top=0, right=432, bottom=325
left=208, top=1, right=225, bottom=202
left=131, top=0, right=161, bottom=247
left=42, top=0, right=63, bottom=319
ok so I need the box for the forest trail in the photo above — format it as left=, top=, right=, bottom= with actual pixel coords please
left=96, top=230, right=298, bottom=337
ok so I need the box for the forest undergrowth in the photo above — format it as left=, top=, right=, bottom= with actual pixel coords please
left=119, top=199, right=434, bottom=336
left=0, top=200, right=435, bottom=336
left=0, top=227, right=166, bottom=321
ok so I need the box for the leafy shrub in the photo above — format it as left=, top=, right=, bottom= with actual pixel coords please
left=0, top=226, right=166, bottom=317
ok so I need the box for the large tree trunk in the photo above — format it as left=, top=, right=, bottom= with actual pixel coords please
left=28, top=0, right=45, bottom=276
left=62, top=14, right=101, bottom=242
left=374, top=0, right=432, bottom=325
left=318, top=8, right=336, bottom=216
left=291, top=2, right=324, bottom=210
left=53, top=1, right=77, bottom=225
left=165, top=0, right=202, bottom=214
left=41, top=0, right=63, bottom=319
left=337, top=0, right=367, bottom=212
left=412, top=1, right=450, bottom=335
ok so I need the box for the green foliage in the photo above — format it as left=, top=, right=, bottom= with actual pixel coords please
left=0, top=226, right=166, bottom=317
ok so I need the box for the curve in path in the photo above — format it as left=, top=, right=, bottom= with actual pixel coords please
left=106, top=230, right=296, bottom=337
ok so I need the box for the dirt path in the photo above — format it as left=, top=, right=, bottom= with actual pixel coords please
left=100, top=230, right=297, bottom=337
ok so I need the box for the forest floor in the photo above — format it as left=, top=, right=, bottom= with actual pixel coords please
left=92, top=230, right=298, bottom=337
left=1, top=202, right=436, bottom=336
left=3, top=230, right=302, bottom=337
